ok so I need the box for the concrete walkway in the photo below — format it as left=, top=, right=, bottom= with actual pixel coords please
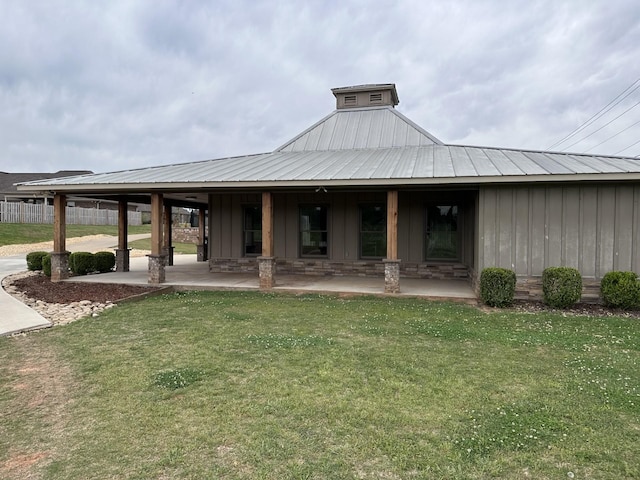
left=0, top=234, right=150, bottom=336
left=0, top=254, right=51, bottom=336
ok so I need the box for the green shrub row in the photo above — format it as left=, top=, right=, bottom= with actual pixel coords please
left=481, top=266, right=640, bottom=310
left=25, top=251, right=116, bottom=276
left=69, top=251, right=115, bottom=275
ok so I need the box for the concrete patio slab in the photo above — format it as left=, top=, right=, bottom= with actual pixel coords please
left=64, top=254, right=477, bottom=301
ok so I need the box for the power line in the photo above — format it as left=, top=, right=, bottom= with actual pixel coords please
left=560, top=99, right=640, bottom=151
left=547, top=77, right=640, bottom=150
left=614, top=138, right=640, bottom=156
left=584, top=118, right=640, bottom=153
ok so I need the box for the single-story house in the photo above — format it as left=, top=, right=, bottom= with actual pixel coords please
left=17, top=84, right=640, bottom=300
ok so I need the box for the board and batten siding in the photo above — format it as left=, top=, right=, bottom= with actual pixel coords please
left=209, top=190, right=475, bottom=267
left=477, top=184, right=640, bottom=278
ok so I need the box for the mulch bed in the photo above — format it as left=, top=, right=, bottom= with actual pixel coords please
left=11, top=274, right=162, bottom=304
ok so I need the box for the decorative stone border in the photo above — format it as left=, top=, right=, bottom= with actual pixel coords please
left=2, top=271, right=117, bottom=326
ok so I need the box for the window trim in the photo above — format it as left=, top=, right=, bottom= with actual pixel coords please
left=299, top=204, right=329, bottom=258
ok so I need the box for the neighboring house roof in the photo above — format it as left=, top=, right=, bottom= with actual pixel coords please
left=16, top=84, right=640, bottom=194
left=2, top=171, right=92, bottom=196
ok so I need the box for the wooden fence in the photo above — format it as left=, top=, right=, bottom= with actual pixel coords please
left=0, top=202, right=142, bottom=226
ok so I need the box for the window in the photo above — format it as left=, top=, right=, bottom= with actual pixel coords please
left=425, top=205, right=458, bottom=260
left=360, top=204, right=386, bottom=258
left=300, top=206, right=328, bottom=257
left=243, top=205, right=262, bottom=256
left=344, top=95, right=357, bottom=106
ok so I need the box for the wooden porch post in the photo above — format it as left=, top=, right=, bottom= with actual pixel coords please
left=258, top=191, right=275, bottom=289
left=163, top=203, right=174, bottom=266
left=50, top=193, right=69, bottom=282
left=148, top=193, right=166, bottom=283
left=197, top=208, right=208, bottom=262
left=115, top=200, right=130, bottom=272
left=384, top=190, right=400, bottom=293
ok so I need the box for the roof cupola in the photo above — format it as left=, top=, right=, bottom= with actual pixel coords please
left=331, top=83, right=399, bottom=109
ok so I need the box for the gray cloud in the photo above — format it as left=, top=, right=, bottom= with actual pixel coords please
left=1, top=0, right=640, bottom=173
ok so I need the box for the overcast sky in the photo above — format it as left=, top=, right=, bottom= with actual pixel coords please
left=1, top=0, right=639, bottom=173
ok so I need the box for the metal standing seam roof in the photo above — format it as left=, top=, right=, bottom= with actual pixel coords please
left=16, top=106, right=640, bottom=192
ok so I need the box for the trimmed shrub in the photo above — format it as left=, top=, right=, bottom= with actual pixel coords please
left=69, top=252, right=96, bottom=276
left=26, top=251, right=48, bottom=271
left=480, top=267, right=516, bottom=307
left=542, top=267, right=582, bottom=309
left=94, top=251, right=116, bottom=273
left=601, top=271, right=640, bottom=310
left=42, top=254, right=51, bottom=277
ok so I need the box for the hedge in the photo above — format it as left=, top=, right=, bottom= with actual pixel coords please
left=42, top=254, right=51, bottom=277
left=601, top=271, right=640, bottom=310
left=94, top=251, right=116, bottom=273
left=26, top=251, right=49, bottom=271
left=480, top=267, right=516, bottom=307
left=542, top=267, right=582, bottom=308
left=69, top=252, right=97, bottom=276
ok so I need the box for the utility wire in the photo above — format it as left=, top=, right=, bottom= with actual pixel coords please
left=584, top=118, right=640, bottom=153
left=547, top=77, right=640, bottom=150
left=614, top=138, right=640, bottom=156
left=560, top=99, right=640, bottom=151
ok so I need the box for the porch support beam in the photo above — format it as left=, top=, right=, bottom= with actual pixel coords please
left=384, top=190, right=400, bottom=293
left=148, top=193, right=166, bottom=284
left=197, top=208, right=208, bottom=262
left=51, top=194, right=69, bottom=282
left=163, top=203, right=174, bottom=266
left=259, top=191, right=275, bottom=289
left=115, top=200, right=130, bottom=272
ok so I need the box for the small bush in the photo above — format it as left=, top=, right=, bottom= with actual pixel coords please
left=26, top=251, right=48, bottom=271
left=480, top=267, right=516, bottom=307
left=42, top=254, right=51, bottom=277
left=542, top=267, right=582, bottom=308
left=601, top=271, right=640, bottom=310
left=94, top=251, right=116, bottom=273
left=69, top=251, right=96, bottom=276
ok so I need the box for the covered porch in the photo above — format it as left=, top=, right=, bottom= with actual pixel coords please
left=62, top=254, right=477, bottom=301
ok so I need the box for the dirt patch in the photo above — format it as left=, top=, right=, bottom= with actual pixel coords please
left=483, top=299, right=640, bottom=319
left=0, top=336, right=73, bottom=479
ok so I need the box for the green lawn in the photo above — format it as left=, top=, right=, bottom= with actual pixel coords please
left=0, top=223, right=151, bottom=246
left=1, top=293, right=638, bottom=479
left=127, top=237, right=197, bottom=254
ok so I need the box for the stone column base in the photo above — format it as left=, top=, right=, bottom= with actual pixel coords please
left=197, top=244, right=208, bottom=262
left=50, top=251, right=70, bottom=282
left=148, top=254, right=168, bottom=284
left=258, top=256, right=276, bottom=289
left=115, top=248, right=131, bottom=272
left=384, top=259, right=401, bottom=294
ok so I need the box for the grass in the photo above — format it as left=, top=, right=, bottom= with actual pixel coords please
left=127, top=237, right=197, bottom=254
left=1, top=292, right=639, bottom=478
left=0, top=223, right=151, bottom=246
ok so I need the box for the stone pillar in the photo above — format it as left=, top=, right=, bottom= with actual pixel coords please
left=258, top=256, right=275, bottom=289
left=384, top=259, right=401, bottom=294
left=148, top=254, right=167, bottom=284
left=115, top=248, right=131, bottom=272
left=50, top=251, right=70, bottom=282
